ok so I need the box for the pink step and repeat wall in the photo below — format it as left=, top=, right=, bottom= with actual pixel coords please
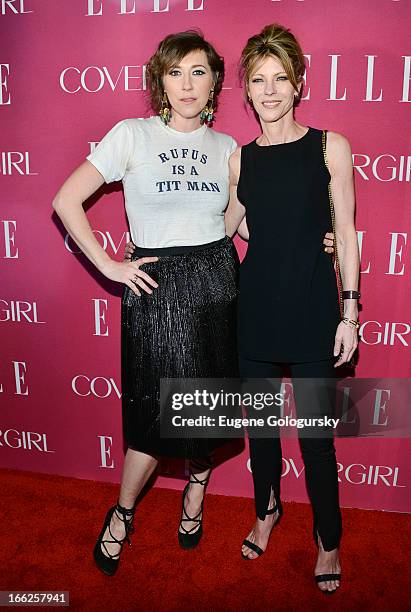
left=1, top=0, right=410, bottom=513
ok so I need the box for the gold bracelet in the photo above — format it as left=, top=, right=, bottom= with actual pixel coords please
left=342, top=317, right=360, bottom=330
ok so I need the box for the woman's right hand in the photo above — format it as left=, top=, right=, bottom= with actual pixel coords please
left=101, top=257, right=159, bottom=296
left=124, top=241, right=136, bottom=261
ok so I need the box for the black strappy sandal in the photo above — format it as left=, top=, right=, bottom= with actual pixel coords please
left=241, top=502, right=282, bottom=560
left=314, top=528, right=341, bottom=594
left=315, top=573, right=342, bottom=594
left=93, top=501, right=135, bottom=576
left=178, top=463, right=211, bottom=550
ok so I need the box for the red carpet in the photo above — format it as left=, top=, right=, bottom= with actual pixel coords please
left=1, top=468, right=409, bottom=610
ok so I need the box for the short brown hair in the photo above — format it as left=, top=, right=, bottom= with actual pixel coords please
left=240, top=23, right=305, bottom=103
left=146, top=30, right=225, bottom=114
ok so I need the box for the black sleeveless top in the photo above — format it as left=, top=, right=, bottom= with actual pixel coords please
left=237, top=127, right=340, bottom=362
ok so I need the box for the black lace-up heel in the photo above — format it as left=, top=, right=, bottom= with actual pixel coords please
left=178, top=458, right=212, bottom=550
left=93, top=502, right=135, bottom=576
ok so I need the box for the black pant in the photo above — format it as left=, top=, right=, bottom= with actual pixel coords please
left=239, top=356, right=342, bottom=551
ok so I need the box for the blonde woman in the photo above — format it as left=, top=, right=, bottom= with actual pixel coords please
left=226, top=24, right=359, bottom=594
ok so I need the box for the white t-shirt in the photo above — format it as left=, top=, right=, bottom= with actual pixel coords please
left=86, top=116, right=237, bottom=248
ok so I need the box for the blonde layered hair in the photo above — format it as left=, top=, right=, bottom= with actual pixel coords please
left=240, top=23, right=306, bottom=103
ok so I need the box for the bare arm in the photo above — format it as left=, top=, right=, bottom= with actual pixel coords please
left=225, top=148, right=246, bottom=238
left=53, top=161, right=110, bottom=271
left=52, top=160, right=158, bottom=295
left=327, top=131, right=360, bottom=365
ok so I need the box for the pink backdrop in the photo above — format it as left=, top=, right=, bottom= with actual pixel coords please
left=1, top=0, right=410, bottom=513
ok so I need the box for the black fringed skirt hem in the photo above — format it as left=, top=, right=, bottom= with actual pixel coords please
left=121, top=236, right=239, bottom=459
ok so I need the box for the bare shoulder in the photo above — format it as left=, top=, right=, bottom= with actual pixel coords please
left=327, top=131, right=352, bottom=158
left=228, top=146, right=242, bottom=183
left=326, top=131, right=353, bottom=175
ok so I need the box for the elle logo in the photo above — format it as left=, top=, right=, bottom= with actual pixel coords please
left=1, top=221, right=18, bottom=258
left=85, top=0, right=204, bottom=15
left=0, top=64, right=10, bottom=105
left=93, top=299, right=109, bottom=336
left=301, top=54, right=411, bottom=103
left=98, top=435, right=115, bottom=468
left=0, top=361, right=29, bottom=395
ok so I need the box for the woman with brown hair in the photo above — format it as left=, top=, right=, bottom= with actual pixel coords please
left=226, top=23, right=360, bottom=593
left=52, top=30, right=241, bottom=575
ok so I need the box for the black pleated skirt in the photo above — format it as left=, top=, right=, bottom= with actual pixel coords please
left=121, top=236, right=239, bottom=458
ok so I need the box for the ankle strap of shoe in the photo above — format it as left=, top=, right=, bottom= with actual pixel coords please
left=189, top=457, right=213, bottom=486
left=110, top=503, right=135, bottom=547
left=189, top=471, right=210, bottom=486
left=115, top=502, right=135, bottom=520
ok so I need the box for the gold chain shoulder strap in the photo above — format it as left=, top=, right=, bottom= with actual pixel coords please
left=321, top=129, right=344, bottom=318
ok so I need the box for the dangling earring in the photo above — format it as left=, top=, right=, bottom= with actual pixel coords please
left=159, top=92, right=171, bottom=125
left=248, top=95, right=254, bottom=107
left=200, top=90, right=214, bottom=124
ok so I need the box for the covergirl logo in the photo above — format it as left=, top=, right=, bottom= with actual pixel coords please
left=0, top=429, right=54, bottom=452
left=60, top=66, right=147, bottom=93
left=1, top=151, right=38, bottom=175
left=359, top=321, right=410, bottom=346
left=0, top=300, right=45, bottom=324
left=247, top=458, right=405, bottom=487
left=64, top=230, right=130, bottom=255
left=336, top=463, right=404, bottom=487
left=85, top=0, right=205, bottom=15
left=72, top=375, right=121, bottom=398
left=0, top=0, right=32, bottom=15
left=353, top=154, right=411, bottom=182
